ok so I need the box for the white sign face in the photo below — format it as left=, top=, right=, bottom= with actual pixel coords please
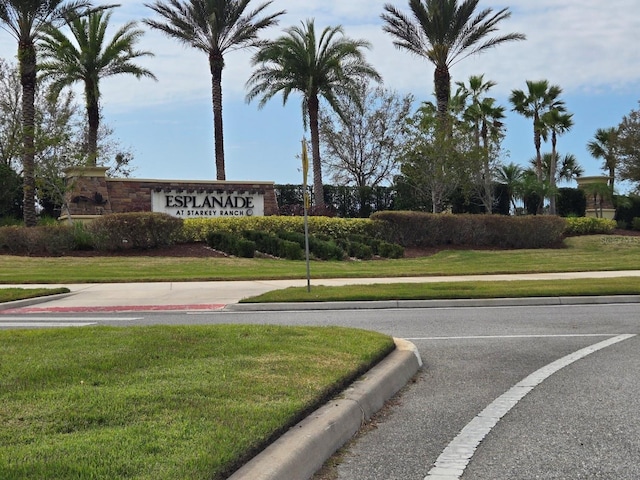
left=152, top=190, right=264, bottom=218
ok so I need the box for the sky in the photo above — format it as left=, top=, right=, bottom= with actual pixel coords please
left=1, top=0, right=639, bottom=191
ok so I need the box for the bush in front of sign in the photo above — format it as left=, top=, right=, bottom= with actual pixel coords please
left=89, top=213, right=183, bottom=251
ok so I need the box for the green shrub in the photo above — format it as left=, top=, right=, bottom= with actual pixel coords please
left=278, top=239, right=303, bottom=260
left=89, top=213, right=183, bottom=251
left=371, top=211, right=566, bottom=249
left=564, top=217, right=616, bottom=235
left=181, top=216, right=374, bottom=242
left=235, top=238, right=256, bottom=258
left=71, top=222, right=94, bottom=250
left=242, top=230, right=281, bottom=256
left=347, top=241, right=373, bottom=260
left=632, top=217, right=640, bottom=231
left=0, top=225, right=77, bottom=255
left=308, top=236, right=344, bottom=260
left=206, top=231, right=236, bottom=253
left=557, top=188, right=587, bottom=217
left=378, top=241, right=404, bottom=259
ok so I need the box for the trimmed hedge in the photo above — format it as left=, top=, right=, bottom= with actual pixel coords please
left=182, top=216, right=374, bottom=242
left=564, top=217, right=617, bottom=235
left=371, top=211, right=567, bottom=249
left=0, top=225, right=78, bottom=255
left=89, top=212, right=183, bottom=251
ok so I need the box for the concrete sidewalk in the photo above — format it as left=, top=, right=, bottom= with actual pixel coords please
left=2, top=270, right=640, bottom=312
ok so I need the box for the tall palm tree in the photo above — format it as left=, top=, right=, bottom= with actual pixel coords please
left=541, top=108, right=573, bottom=214
left=587, top=127, right=619, bottom=191
left=510, top=79, right=564, bottom=183
left=456, top=75, right=504, bottom=213
left=381, top=0, right=524, bottom=118
left=0, top=0, right=92, bottom=226
left=246, top=20, right=381, bottom=210
left=144, top=0, right=284, bottom=180
left=40, top=7, right=156, bottom=166
left=456, top=74, right=497, bottom=148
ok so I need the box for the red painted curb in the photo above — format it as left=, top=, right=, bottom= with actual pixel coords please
left=0, top=304, right=226, bottom=314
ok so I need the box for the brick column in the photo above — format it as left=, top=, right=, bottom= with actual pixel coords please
left=62, top=167, right=113, bottom=221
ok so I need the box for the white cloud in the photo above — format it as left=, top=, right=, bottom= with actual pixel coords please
left=2, top=1, right=639, bottom=120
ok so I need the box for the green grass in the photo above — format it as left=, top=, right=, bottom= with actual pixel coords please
left=0, top=287, right=69, bottom=303
left=0, top=325, right=394, bottom=480
left=243, top=277, right=640, bottom=303
left=1, top=236, right=640, bottom=284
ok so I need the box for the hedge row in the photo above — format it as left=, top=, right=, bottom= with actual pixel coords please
left=1, top=211, right=621, bottom=256
left=564, top=217, right=617, bottom=236
left=182, top=216, right=374, bottom=242
left=371, top=211, right=567, bottom=248
left=0, top=213, right=182, bottom=255
left=205, top=229, right=404, bottom=260
left=89, top=212, right=183, bottom=251
left=0, top=224, right=80, bottom=255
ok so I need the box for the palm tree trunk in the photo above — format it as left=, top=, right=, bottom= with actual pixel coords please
left=308, top=94, right=325, bottom=210
left=19, top=42, right=38, bottom=227
left=534, top=128, right=542, bottom=181
left=433, top=65, right=451, bottom=118
left=209, top=53, right=226, bottom=181
left=86, top=83, right=100, bottom=167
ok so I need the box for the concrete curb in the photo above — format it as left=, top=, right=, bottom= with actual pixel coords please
left=225, top=295, right=640, bottom=312
left=0, top=292, right=75, bottom=312
left=227, top=338, right=423, bottom=480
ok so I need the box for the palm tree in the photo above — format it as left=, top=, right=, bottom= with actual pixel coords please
left=557, top=153, right=583, bottom=183
left=456, top=75, right=504, bottom=213
left=0, top=0, right=92, bottom=226
left=246, top=20, right=381, bottom=210
left=496, top=162, right=523, bottom=214
left=456, top=74, right=497, bottom=148
left=541, top=108, right=573, bottom=214
left=509, top=80, right=565, bottom=183
left=587, top=127, right=619, bottom=191
left=381, top=0, right=524, bottom=118
left=530, top=152, right=583, bottom=184
left=40, top=7, right=156, bottom=166
left=144, top=0, right=285, bottom=180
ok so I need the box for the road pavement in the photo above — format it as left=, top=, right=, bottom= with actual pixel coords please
left=2, top=273, right=640, bottom=479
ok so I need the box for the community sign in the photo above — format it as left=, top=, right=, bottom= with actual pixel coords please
left=152, top=190, right=265, bottom=218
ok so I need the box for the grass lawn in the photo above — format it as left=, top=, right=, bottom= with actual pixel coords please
left=243, top=277, right=640, bottom=303
left=0, top=325, right=394, bottom=480
left=1, top=236, right=640, bottom=284
left=0, top=288, right=69, bottom=304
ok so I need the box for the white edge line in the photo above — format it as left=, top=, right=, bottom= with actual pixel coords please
left=408, top=334, right=621, bottom=341
left=424, top=333, right=637, bottom=480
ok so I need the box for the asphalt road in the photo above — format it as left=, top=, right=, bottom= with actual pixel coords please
left=3, top=302, right=639, bottom=479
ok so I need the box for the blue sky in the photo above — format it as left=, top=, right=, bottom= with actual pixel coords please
left=1, top=0, right=639, bottom=190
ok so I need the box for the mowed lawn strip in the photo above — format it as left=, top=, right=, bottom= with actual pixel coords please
left=0, top=325, right=394, bottom=480
left=242, top=277, right=640, bottom=303
left=1, top=236, right=640, bottom=284
left=0, top=288, right=69, bottom=303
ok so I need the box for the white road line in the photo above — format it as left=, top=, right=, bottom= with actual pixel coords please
left=0, top=322, right=97, bottom=328
left=424, top=333, right=637, bottom=480
left=408, top=334, right=621, bottom=341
